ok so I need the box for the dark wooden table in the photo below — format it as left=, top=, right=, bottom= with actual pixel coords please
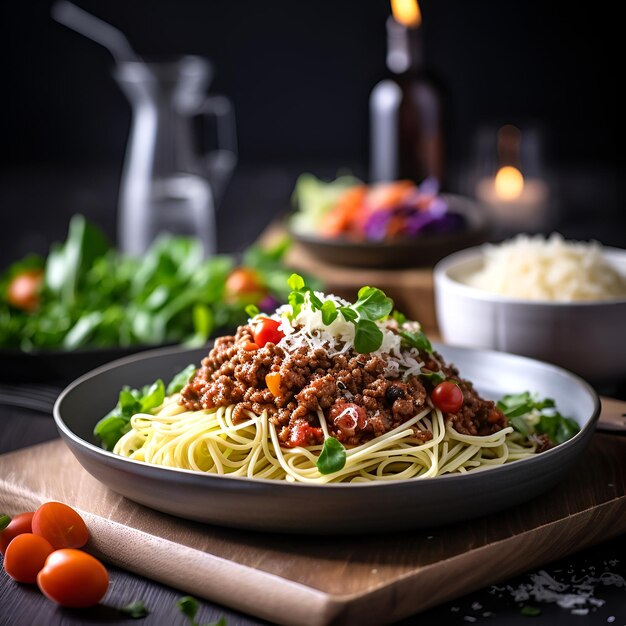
left=1, top=400, right=625, bottom=626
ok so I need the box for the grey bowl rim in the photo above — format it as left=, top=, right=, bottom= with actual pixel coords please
left=53, top=343, right=601, bottom=491
left=434, top=245, right=626, bottom=307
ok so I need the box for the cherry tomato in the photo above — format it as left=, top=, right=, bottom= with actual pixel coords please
left=6, top=269, right=43, bottom=311
left=0, top=512, right=35, bottom=555
left=32, top=502, right=89, bottom=549
left=253, top=317, right=284, bottom=347
left=3, top=533, right=54, bottom=583
left=224, top=268, right=266, bottom=304
left=37, top=548, right=109, bottom=608
left=431, top=381, right=464, bottom=413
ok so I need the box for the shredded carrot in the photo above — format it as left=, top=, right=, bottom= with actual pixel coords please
left=265, top=372, right=281, bottom=397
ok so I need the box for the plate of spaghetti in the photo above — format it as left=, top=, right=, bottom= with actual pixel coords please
left=54, top=277, right=600, bottom=533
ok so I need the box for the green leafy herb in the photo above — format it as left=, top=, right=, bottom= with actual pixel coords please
left=0, top=514, right=11, bottom=531
left=391, top=310, right=407, bottom=325
left=287, top=273, right=305, bottom=291
left=321, top=300, right=338, bottom=324
left=120, top=600, right=150, bottom=619
left=166, top=364, right=197, bottom=395
left=316, top=437, right=346, bottom=474
left=419, top=370, right=446, bottom=386
left=354, top=319, right=384, bottom=354
left=520, top=605, right=542, bottom=616
left=497, top=392, right=555, bottom=418
left=338, top=306, right=358, bottom=323
left=176, top=596, right=226, bottom=626
left=353, top=286, right=394, bottom=321
left=498, top=392, right=579, bottom=447
left=245, top=304, right=259, bottom=317
left=399, top=329, right=433, bottom=353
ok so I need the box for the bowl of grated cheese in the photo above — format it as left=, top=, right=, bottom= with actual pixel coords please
left=433, top=233, right=626, bottom=383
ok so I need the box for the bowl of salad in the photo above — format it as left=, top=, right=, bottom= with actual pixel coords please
left=0, top=215, right=311, bottom=382
left=289, top=174, right=487, bottom=268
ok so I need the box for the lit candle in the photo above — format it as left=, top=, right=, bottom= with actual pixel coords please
left=475, top=125, right=548, bottom=229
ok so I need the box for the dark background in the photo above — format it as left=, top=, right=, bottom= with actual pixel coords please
left=0, top=0, right=621, bottom=266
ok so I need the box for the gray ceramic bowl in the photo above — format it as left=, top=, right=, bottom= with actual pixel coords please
left=434, top=246, right=626, bottom=384
left=53, top=344, right=599, bottom=534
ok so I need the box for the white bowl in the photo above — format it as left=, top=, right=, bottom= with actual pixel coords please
left=433, top=245, right=626, bottom=383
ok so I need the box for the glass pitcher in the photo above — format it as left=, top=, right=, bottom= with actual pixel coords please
left=114, top=55, right=237, bottom=256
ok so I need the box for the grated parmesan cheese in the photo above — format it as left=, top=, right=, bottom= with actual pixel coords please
left=465, top=233, right=626, bottom=302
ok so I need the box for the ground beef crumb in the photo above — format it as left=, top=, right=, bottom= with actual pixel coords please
left=179, top=324, right=507, bottom=448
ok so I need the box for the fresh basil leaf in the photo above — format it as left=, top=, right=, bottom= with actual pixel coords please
left=339, top=306, right=357, bottom=322
left=399, top=330, right=432, bottom=353
left=307, top=289, right=323, bottom=311
left=191, top=304, right=214, bottom=343
left=419, top=370, right=446, bottom=385
left=120, top=600, right=150, bottom=619
left=321, top=300, right=338, bottom=325
left=93, top=416, right=132, bottom=451
left=177, top=596, right=199, bottom=621
left=354, top=286, right=394, bottom=321
left=354, top=319, right=383, bottom=353
left=0, top=514, right=10, bottom=531
left=287, top=273, right=305, bottom=290
left=166, top=364, right=196, bottom=395
left=288, top=290, right=305, bottom=319
left=509, top=415, right=532, bottom=437
left=139, top=380, right=165, bottom=412
left=316, top=437, right=346, bottom=474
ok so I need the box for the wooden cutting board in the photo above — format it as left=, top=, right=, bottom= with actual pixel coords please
left=1, top=408, right=626, bottom=626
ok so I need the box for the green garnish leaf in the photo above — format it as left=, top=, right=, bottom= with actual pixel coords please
left=338, top=306, right=357, bottom=322
left=245, top=304, right=260, bottom=317
left=175, top=596, right=226, bottom=626
left=353, top=286, right=394, bottom=321
left=354, top=319, right=383, bottom=353
left=316, top=437, right=347, bottom=475
left=288, top=290, right=305, bottom=320
left=307, top=289, right=323, bottom=310
left=399, top=329, right=432, bottom=353
left=287, top=273, right=305, bottom=291
left=0, top=514, right=11, bottom=531
left=419, top=370, right=446, bottom=386
left=498, top=392, right=579, bottom=447
left=520, top=605, right=542, bottom=616
left=166, top=364, right=196, bottom=395
left=177, top=596, right=199, bottom=621
left=321, top=300, right=338, bottom=325
left=392, top=310, right=407, bottom=325
left=120, top=600, right=150, bottom=619
left=94, top=379, right=166, bottom=450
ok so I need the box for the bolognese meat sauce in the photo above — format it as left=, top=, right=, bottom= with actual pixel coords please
left=179, top=321, right=507, bottom=448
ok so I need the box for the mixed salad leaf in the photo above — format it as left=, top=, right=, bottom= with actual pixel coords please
left=498, top=392, right=580, bottom=445
left=0, top=215, right=312, bottom=351
left=94, top=364, right=197, bottom=451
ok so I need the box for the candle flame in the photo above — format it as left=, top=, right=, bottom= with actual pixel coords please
left=495, top=166, right=525, bottom=200
left=391, top=0, right=422, bottom=28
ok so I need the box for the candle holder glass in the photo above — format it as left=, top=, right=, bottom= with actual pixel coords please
left=463, top=124, right=553, bottom=235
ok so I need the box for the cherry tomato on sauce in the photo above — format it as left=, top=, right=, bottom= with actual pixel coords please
left=3, top=533, right=54, bottom=583
left=0, top=512, right=35, bottom=555
left=253, top=318, right=284, bottom=347
left=431, top=381, right=464, bottom=413
left=32, top=502, right=89, bottom=550
left=37, top=549, right=109, bottom=608
left=224, top=268, right=266, bottom=304
left=6, top=269, right=43, bottom=311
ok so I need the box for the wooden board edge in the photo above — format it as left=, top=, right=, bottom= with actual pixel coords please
left=330, top=495, right=626, bottom=625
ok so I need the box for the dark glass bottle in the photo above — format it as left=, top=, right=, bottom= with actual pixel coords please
left=370, top=16, right=446, bottom=186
